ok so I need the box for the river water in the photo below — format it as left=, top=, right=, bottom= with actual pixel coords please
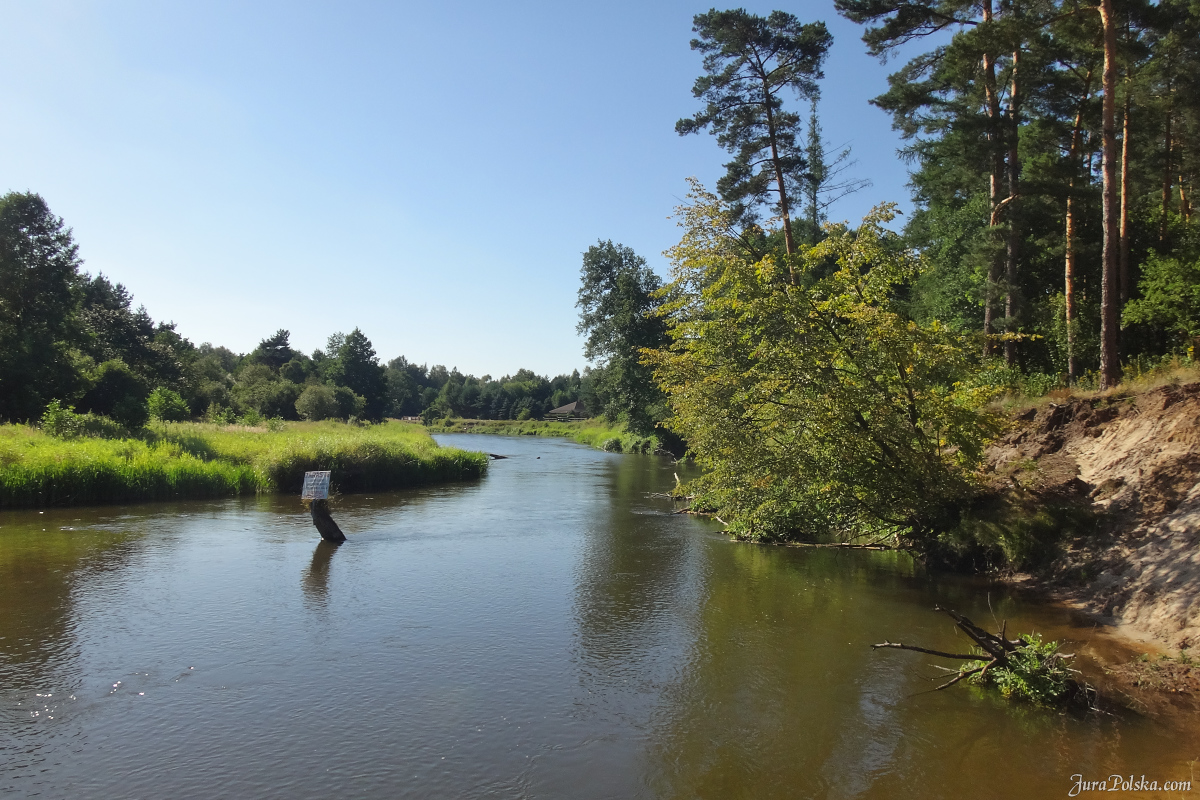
left=1, top=434, right=1196, bottom=798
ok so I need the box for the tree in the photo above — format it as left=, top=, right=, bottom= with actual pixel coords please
left=676, top=9, right=833, bottom=262
left=337, top=328, right=387, bottom=420
left=295, top=384, right=339, bottom=421
left=0, top=192, right=84, bottom=421
left=249, top=329, right=297, bottom=371
left=148, top=387, right=191, bottom=422
left=802, top=97, right=872, bottom=244
left=576, top=241, right=668, bottom=435
left=647, top=185, right=998, bottom=543
left=79, top=359, right=150, bottom=428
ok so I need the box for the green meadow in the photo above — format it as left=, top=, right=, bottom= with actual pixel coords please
left=0, top=420, right=488, bottom=509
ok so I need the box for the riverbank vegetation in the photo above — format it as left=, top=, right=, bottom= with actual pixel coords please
left=426, top=418, right=660, bottom=454
left=0, top=419, right=487, bottom=508
left=572, top=4, right=1200, bottom=573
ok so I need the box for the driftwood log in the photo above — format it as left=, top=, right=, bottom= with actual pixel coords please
left=310, top=499, right=346, bottom=544
left=873, top=606, right=1091, bottom=705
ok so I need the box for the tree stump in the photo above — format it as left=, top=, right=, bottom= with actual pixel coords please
left=310, top=499, right=346, bottom=543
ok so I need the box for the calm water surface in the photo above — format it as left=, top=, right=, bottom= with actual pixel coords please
left=1, top=434, right=1197, bottom=798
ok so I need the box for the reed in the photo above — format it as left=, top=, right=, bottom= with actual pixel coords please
left=0, top=420, right=487, bottom=508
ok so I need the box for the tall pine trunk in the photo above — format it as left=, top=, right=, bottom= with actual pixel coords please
left=1120, top=82, right=1131, bottom=303
left=1160, top=74, right=1173, bottom=242
left=1004, top=48, right=1022, bottom=367
left=1065, top=71, right=1092, bottom=384
left=763, top=83, right=796, bottom=261
left=981, top=0, right=1005, bottom=358
left=1099, top=0, right=1122, bottom=389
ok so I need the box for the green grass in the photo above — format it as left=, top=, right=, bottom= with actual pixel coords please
left=425, top=418, right=661, bottom=454
left=0, top=420, right=488, bottom=508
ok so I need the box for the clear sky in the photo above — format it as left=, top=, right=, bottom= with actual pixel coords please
left=1, top=0, right=919, bottom=377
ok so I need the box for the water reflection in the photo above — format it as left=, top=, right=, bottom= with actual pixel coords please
left=0, top=513, right=142, bottom=686
left=302, top=540, right=341, bottom=608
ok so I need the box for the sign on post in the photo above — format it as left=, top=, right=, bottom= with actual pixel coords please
left=301, top=471, right=331, bottom=500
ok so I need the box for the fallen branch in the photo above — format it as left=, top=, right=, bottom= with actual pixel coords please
left=872, top=607, right=1092, bottom=708
left=871, top=641, right=981, bottom=660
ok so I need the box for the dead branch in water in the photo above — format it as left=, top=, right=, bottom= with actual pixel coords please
left=873, top=607, right=1093, bottom=706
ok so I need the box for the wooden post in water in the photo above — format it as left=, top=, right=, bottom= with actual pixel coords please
left=302, top=471, right=345, bottom=544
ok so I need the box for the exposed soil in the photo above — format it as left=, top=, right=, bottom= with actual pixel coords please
left=984, top=381, right=1200, bottom=662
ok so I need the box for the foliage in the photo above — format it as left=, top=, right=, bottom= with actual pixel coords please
left=148, top=387, right=191, bottom=422
left=677, top=8, right=832, bottom=252
left=576, top=241, right=668, bottom=435
left=1123, top=251, right=1200, bottom=345
left=0, top=192, right=84, bottom=422
left=38, top=400, right=127, bottom=440
left=965, top=634, right=1079, bottom=705
left=649, top=186, right=1000, bottom=544
left=295, top=384, right=339, bottom=421
left=0, top=420, right=487, bottom=508
left=336, top=328, right=388, bottom=420
left=78, top=359, right=150, bottom=429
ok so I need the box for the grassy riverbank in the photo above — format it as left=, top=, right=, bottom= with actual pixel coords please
left=425, top=418, right=660, bottom=454
left=0, top=420, right=488, bottom=508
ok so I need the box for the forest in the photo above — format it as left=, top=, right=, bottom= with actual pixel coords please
left=0, top=189, right=596, bottom=430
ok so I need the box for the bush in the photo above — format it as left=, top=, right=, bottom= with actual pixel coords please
left=148, top=388, right=191, bottom=422
left=40, top=400, right=84, bottom=438
left=601, top=437, right=623, bottom=452
left=295, top=385, right=338, bottom=421
left=39, top=400, right=128, bottom=439
left=332, top=386, right=366, bottom=421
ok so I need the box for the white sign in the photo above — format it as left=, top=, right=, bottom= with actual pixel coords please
left=301, top=471, right=331, bottom=500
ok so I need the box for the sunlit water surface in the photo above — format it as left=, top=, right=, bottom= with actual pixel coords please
left=1, top=434, right=1196, bottom=798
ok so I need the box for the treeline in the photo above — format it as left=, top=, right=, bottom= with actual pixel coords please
left=835, top=0, right=1200, bottom=386
left=0, top=191, right=590, bottom=428
left=577, top=5, right=1199, bottom=554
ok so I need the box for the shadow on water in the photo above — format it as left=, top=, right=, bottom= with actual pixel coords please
left=301, top=539, right=341, bottom=608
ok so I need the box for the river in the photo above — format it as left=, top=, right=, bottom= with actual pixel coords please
left=1, top=433, right=1196, bottom=798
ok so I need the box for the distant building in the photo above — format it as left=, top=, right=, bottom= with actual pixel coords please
left=545, top=400, right=588, bottom=420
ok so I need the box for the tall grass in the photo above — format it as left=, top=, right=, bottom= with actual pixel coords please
left=426, top=418, right=660, bottom=454
left=0, top=420, right=487, bottom=508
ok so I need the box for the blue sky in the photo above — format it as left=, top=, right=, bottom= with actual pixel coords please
left=1, top=0, right=918, bottom=377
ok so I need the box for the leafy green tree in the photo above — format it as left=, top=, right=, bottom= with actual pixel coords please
left=676, top=9, right=833, bottom=259
left=332, top=385, right=366, bottom=421
left=1123, top=249, right=1200, bottom=345
left=79, top=359, right=150, bottom=428
left=231, top=364, right=302, bottom=420
left=148, top=387, right=191, bottom=422
left=648, top=185, right=998, bottom=544
left=295, top=384, right=339, bottom=420
left=576, top=240, right=668, bottom=435
left=0, top=192, right=85, bottom=421
left=78, top=273, right=192, bottom=394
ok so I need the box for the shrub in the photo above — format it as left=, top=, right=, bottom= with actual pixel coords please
left=148, top=388, right=191, bottom=422
left=332, top=386, right=366, bottom=421
left=40, top=400, right=84, bottom=438
left=295, top=385, right=338, bottom=421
